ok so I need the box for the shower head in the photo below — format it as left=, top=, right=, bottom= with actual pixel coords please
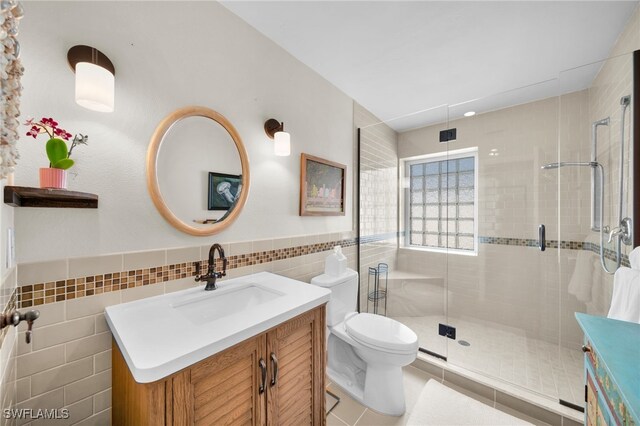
left=540, top=161, right=599, bottom=170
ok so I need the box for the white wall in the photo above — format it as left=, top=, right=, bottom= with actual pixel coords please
left=15, top=1, right=354, bottom=263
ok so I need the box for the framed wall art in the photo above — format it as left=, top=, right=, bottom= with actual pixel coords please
left=300, top=153, right=346, bottom=216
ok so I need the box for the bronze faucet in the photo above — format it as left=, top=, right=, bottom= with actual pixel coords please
left=195, top=243, right=227, bottom=291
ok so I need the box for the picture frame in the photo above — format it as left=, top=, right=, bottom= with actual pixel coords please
left=300, top=153, right=346, bottom=216
left=208, top=172, right=242, bottom=211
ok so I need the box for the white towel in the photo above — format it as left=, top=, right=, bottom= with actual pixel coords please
left=407, top=380, right=533, bottom=426
left=629, top=246, right=640, bottom=270
left=607, top=267, right=640, bottom=324
left=568, top=233, right=599, bottom=303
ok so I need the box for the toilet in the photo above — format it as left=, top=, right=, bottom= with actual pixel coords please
left=311, top=268, right=419, bottom=416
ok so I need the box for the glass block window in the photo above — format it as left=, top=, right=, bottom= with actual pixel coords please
left=406, top=151, right=477, bottom=253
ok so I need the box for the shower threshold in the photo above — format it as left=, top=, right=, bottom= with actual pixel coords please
left=413, top=352, right=584, bottom=424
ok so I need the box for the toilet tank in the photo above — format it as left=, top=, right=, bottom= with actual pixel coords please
left=310, top=268, right=358, bottom=326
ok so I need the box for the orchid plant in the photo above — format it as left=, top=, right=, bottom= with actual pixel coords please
left=24, top=117, right=88, bottom=170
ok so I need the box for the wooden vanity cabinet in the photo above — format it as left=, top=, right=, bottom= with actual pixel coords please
left=113, top=305, right=326, bottom=426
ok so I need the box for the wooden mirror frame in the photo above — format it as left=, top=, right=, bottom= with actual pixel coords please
left=146, top=106, right=250, bottom=236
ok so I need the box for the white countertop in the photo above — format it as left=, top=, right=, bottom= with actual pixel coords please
left=105, top=272, right=330, bottom=383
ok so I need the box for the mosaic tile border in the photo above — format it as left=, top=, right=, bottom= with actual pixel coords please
left=17, top=238, right=358, bottom=309
left=476, top=236, right=631, bottom=267
left=16, top=233, right=630, bottom=309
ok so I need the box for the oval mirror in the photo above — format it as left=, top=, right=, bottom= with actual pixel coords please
left=146, top=106, right=250, bottom=236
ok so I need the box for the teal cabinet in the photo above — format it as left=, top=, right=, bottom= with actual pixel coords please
left=576, top=313, right=639, bottom=426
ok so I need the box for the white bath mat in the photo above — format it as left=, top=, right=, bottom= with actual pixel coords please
left=407, top=380, right=534, bottom=426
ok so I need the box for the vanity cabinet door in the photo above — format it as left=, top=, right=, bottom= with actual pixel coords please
left=265, top=307, right=325, bottom=426
left=173, top=334, right=267, bottom=426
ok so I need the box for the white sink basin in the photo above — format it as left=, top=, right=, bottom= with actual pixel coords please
left=106, top=272, right=330, bottom=383
left=172, top=283, right=283, bottom=325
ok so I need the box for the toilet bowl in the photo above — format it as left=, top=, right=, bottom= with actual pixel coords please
left=311, top=269, right=418, bottom=416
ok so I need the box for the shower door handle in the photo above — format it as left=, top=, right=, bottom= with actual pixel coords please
left=538, top=224, right=546, bottom=252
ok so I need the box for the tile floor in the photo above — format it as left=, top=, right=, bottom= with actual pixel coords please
left=392, top=315, right=584, bottom=405
left=325, top=365, right=553, bottom=426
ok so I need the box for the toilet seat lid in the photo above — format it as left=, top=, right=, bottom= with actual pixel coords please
left=345, top=313, right=418, bottom=354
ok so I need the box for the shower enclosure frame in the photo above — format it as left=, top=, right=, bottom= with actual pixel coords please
left=355, top=48, right=640, bottom=413
left=633, top=50, right=640, bottom=248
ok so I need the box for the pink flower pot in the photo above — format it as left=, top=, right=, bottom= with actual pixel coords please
left=39, top=168, right=67, bottom=189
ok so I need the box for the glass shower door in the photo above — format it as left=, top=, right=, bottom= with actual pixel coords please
left=442, top=80, right=564, bottom=401
left=359, top=105, right=453, bottom=361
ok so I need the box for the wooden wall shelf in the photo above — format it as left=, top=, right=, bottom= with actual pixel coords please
left=4, top=186, right=98, bottom=208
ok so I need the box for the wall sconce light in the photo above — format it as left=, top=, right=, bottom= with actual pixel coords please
left=264, top=118, right=290, bottom=156
left=67, top=45, right=115, bottom=112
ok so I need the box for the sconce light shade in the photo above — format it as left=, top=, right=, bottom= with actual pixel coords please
left=274, top=131, right=290, bottom=156
left=264, top=118, right=291, bottom=156
left=68, top=45, right=115, bottom=112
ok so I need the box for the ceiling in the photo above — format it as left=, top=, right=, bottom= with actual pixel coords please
left=222, top=1, right=638, bottom=131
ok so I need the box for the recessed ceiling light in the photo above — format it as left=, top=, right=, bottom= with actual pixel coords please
left=464, top=111, right=476, bottom=117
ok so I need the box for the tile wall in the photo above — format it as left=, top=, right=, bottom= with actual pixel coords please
left=0, top=268, right=17, bottom=426
left=8, top=232, right=356, bottom=425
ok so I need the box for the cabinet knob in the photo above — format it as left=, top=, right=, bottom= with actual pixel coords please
left=581, top=345, right=592, bottom=353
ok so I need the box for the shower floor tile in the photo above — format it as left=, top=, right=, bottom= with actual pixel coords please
left=392, top=314, right=584, bottom=405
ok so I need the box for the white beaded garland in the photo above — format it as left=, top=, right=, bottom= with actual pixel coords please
left=0, top=1, right=22, bottom=179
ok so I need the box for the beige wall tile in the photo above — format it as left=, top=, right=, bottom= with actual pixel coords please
left=17, top=332, right=31, bottom=356
left=123, top=250, right=166, bottom=270
left=228, top=241, right=252, bottom=256
left=32, top=317, right=94, bottom=351
left=120, top=283, right=164, bottom=303
left=66, top=293, right=120, bottom=321
left=164, top=277, right=197, bottom=294
left=272, top=237, right=291, bottom=249
left=17, top=345, right=65, bottom=379
left=73, top=408, right=110, bottom=426
left=16, top=377, right=29, bottom=403
left=16, top=388, right=64, bottom=414
left=252, top=239, right=273, bottom=252
left=224, top=265, right=253, bottom=279
left=17, top=302, right=65, bottom=332
left=18, top=260, right=67, bottom=286
left=94, top=350, right=111, bottom=373
left=166, top=247, right=200, bottom=265
left=94, top=315, right=108, bottom=334
left=30, top=357, right=93, bottom=397
left=68, top=255, right=123, bottom=279
left=65, top=332, right=111, bottom=363
left=63, top=370, right=110, bottom=405
left=31, top=395, right=93, bottom=426
left=252, top=262, right=274, bottom=273
left=93, top=389, right=111, bottom=413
